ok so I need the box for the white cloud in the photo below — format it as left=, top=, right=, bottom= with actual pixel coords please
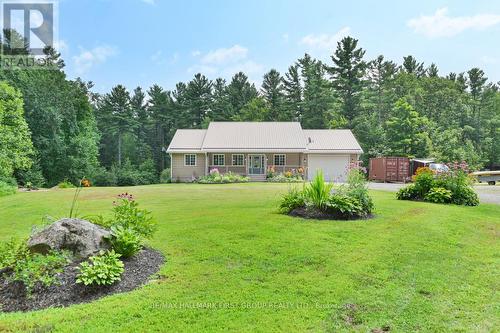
left=191, top=50, right=201, bottom=57
left=141, top=0, right=155, bottom=5
left=408, top=7, right=500, bottom=38
left=187, top=45, right=264, bottom=82
left=221, top=60, right=264, bottom=78
left=300, top=27, right=351, bottom=51
left=73, top=45, right=117, bottom=75
left=282, top=33, right=289, bottom=42
left=201, top=44, right=248, bottom=64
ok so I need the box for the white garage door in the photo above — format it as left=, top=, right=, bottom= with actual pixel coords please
left=308, top=155, right=350, bottom=182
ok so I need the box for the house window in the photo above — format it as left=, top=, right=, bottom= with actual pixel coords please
left=274, top=154, right=286, bottom=166
left=232, top=154, right=244, bottom=166
left=184, top=154, right=196, bottom=166
left=213, top=154, right=225, bottom=166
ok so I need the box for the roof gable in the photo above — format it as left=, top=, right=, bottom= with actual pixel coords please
left=167, top=129, right=206, bottom=151
left=304, top=129, right=363, bottom=152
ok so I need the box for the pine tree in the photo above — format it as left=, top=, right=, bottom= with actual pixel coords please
left=366, top=55, right=397, bottom=123
left=100, top=85, right=135, bottom=167
left=148, top=85, right=172, bottom=171
left=130, top=87, right=152, bottom=164
left=401, top=55, right=425, bottom=77
left=210, top=78, right=231, bottom=121
left=327, top=36, right=366, bottom=127
left=261, top=69, right=286, bottom=120
left=282, top=64, right=303, bottom=121
left=185, top=73, right=213, bottom=127
left=299, top=54, right=332, bottom=129
left=427, top=63, right=439, bottom=77
left=226, top=72, right=258, bottom=119
left=467, top=68, right=488, bottom=145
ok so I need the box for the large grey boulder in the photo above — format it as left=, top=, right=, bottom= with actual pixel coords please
left=28, top=218, right=111, bottom=258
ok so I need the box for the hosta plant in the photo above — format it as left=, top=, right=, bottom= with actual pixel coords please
left=76, top=250, right=124, bottom=286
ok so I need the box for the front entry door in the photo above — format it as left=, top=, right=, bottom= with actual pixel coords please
left=248, top=155, right=265, bottom=175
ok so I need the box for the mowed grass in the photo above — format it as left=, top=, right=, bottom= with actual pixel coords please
left=0, top=183, right=499, bottom=332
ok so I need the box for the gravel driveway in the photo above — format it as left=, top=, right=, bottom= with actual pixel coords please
left=368, top=182, right=500, bottom=205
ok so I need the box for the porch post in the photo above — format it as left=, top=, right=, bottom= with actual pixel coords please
left=205, top=153, right=208, bottom=176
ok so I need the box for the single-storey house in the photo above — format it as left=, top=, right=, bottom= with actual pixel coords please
left=166, top=122, right=363, bottom=182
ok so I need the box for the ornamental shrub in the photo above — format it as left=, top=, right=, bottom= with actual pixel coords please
left=326, top=194, right=363, bottom=218
left=109, top=225, right=142, bottom=258
left=0, top=180, right=16, bottom=197
left=57, top=180, right=76, bottom=189
left=76, top=250, right=124, bottom=286
left=279, top=187, right=305, bottom=213
left=425, top=187, right=452, bottom=204
left=396, top=184, right=419, bottom=200
left=339, top=169, right=373, bottom=215
left=0, top=239, right=70, bottom=295
left=451, top=186, right=479, bottom=206
left=197, top=170, right=249, bottom=184
left=304, top=171, right=333, bottom=211
left=160, top=168, right=171, bottom=183
left=9, top=251, right=69, bottom=295
left=413, top=167, right=435, bottom=198
left=112, top=193, right=157, bottom=238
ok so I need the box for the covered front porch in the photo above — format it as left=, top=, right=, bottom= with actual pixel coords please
left=205, top=152, right=307, bottom=181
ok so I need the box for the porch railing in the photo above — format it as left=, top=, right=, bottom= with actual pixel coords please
left=208, top=165, right=307, bottom=177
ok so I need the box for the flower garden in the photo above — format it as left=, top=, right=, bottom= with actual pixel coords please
left=0, top=192, right=163, bottom=312
left=279, top=166, right=374, bottom=220
left=197, top=168, right=250, bottom=184
left=397, top=162, right=479, bottom=206
left=266, top=166, right=304, bottom=183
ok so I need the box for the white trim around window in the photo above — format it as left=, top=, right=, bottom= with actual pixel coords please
left=232, top=154, right=244, bottom=166
left=184, top=154, right=197, bottom=166
left=273, top=154, right=286, bottom=166
left=213, top=154, right=225, bottom=166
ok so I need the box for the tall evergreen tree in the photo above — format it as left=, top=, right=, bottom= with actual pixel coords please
left=148, top=85, right=172, bottom=171
left=299, top=54, right=332, bottom=128
left=261, top=69, right=287, bottom=121
left=282, top=64, right=303, bottom=121
left=210, top=78, right=231, bottom=121
left=401, top=55, right=425, bottom=77
left=226, top=72, right=258, bottom=119
left=185, top=73, right=213, bottom=127
left=427, top=63, right=439, bottom=77
left=327, top=36, right=366, bottom=127
left=130, top=87, right=152, bottom=164
left=99, top=85, right=135, bottom=167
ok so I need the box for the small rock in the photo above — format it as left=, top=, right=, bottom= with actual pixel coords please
left=28, top=218, right=111, bottom=258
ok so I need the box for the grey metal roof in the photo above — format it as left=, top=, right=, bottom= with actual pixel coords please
left=167, top=129, right=206, bottom=151
left=304, top=129, right=363, bottom=152
left=167, top=123, right=363, bottom=153
left=202, top=122, right=306, bottom=152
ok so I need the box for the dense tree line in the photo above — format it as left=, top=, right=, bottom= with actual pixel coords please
left=0, top=30, right=99, bottom=187
left=95, top=36, right=499, bottom=175
left=1, top=31, right=499, bottom=188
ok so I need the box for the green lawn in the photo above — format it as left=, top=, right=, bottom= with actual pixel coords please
left=0, top=184, right=499, bottom=332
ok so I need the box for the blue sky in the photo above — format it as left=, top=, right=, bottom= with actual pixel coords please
left=55, top=0, right=500, bottom=93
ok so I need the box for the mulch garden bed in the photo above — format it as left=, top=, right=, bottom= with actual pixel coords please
left=289, top=207, right=373, bottom=221
left=0, top=247, right=164, bottom=313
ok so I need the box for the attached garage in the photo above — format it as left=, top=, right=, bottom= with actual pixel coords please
left=307, top=154, right=350, bottom=182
